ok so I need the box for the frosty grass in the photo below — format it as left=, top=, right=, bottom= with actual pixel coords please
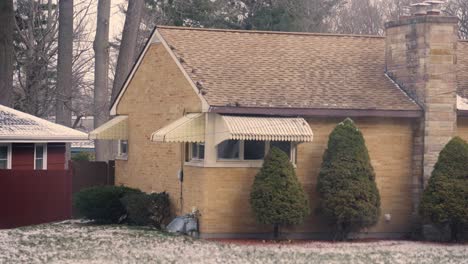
left=0, top=220, right=466, bottom=264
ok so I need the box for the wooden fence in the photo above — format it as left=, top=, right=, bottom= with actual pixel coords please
left=71, top=160, right=114, bottom=195
left=0, top=169, right=72, bottom=228
left=0, top=160, right=115, bottom=229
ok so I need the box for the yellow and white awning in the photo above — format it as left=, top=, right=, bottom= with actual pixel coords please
left=89, top=115, right=128, bottom=140
left=151, top=113, right=205, bottom=143
left=215, top=115, right=313, bottom=145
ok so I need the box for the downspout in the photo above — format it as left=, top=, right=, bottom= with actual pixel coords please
left=179, top=109, right=186, bottom=215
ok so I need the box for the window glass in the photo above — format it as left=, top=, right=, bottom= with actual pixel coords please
left=0, top=146, right=7, bottom=169
left=244, top=141, right=265, bottom=160
left=36, top=145, right=44, bottom=158
left=198, top=143, right=205, bottom=159
left=0, top=160, right=6, bottom=169
left=191, top=143, right=198, bottom=158
left=217, top=140, right=240, bottom=159
left=271, top=141, right=291, bottom=158
left=36, top=159, right=43, bottom=170
left=0, top=146, right=7, bottom=160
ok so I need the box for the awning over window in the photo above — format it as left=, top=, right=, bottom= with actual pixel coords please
left=89, top=115, right=128, bottom=140
left=151, top=113, right=205, bottom=143
left=215, top=115, right=313, bottom=145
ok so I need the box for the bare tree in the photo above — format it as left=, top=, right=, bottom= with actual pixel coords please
left=445, top=0, right=468, bottom=39
left=0, top=0, right=14, bottom=106
left=13, top=0, right=59, bottom=117
left=111, top=0, right=144, bottom=102
left=94, top=0, right=113, bottom=161
left=329, top=0, right=384, bottom=35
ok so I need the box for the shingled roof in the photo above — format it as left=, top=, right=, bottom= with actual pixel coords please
left=156, top=26, right=420, bottom=112
left=0, top=105, right=88, bottom=142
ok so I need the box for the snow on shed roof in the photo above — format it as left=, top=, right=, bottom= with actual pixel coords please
left=0, top=104, right=88, bottom=142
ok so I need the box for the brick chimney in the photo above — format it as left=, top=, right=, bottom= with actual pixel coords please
left=385, top=11, right=458, bottom=188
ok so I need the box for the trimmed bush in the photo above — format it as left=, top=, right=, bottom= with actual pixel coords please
left=419, top=137, right=468, bottom=241
left=73, top=186, right=141, bottom=224
left=71, top=151, right=94, bottom=161
left=250, top=146, right=310, bottom=238
left=316, top=118, right=380, bottom=240
left=121, top=192, right=171, bottom=229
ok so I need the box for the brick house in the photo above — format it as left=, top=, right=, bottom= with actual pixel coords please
left=0, top=105, right=88, bottom=170
left=91, top=13, right=468, bottom=238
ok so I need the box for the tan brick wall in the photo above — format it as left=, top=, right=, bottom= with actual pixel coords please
left=188, top=117, right=414, bottom=235
left=115, top=43, right=202, bottom=214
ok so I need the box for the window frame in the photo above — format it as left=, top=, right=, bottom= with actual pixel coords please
left=34, top=143, right=47, bottom=170
left=117, top=140, right=128, bottom=159
left=0, top=143, right=12, bottom=170
left=188, top=142, right=205, bottom=161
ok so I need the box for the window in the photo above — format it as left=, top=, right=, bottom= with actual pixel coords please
left=0, top=144, right=11, bottom=169
left=217, top=140, right=240, bottom=160
left=118, top=140, right=128, bottom=157
left=271, top=141, right=291, bottom=159
left=189, top=142, right=205, bottom=160
left=244, top=140, right=265, bottom=160
left=216, top=140, right=294, bottom=163
left=34, top=144, right=47, bottom=170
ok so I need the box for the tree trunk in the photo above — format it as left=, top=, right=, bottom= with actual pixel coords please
left=0, top=0, right=14, bottom=106
left=110, top=0, right=144, bottom=102
left=93, top=0, right=114, bottom=162
left=56, top=0, right=73, bottom=126
left=56, top=0, right=74, bottom=166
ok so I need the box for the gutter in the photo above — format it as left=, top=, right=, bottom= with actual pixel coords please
left=209, top=106, right=423, bottom=118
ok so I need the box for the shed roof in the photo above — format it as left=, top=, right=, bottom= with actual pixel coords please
left=156, top=26, right=420, bottom=112
left=0, top=105, right=88, bottom=142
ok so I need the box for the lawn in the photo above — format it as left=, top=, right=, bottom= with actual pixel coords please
left=0, top=221, right=467, bottom=264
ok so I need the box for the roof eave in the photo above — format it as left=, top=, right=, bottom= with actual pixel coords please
left=210, top=106, right=423, bottom=118
left=0, top=136, right=89, bottom=143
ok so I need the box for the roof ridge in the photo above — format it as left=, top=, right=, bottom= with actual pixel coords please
left=156, top=25, right=385, bottom=39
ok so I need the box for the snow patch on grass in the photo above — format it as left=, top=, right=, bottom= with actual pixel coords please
left=0, top=222, right=467, bottom=263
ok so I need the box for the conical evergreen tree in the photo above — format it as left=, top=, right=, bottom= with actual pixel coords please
left=250, top=146, right=309, bottom=239
left=419, top=137, right=468, bottom=241
left=316, top=118, right=380, bottom=240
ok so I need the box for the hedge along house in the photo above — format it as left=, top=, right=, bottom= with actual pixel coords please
left=0, top=105, right=88, bottom=170
left=91, top=9, right=468, bottom=238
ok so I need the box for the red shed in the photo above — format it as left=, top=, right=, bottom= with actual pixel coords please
left=0, top=105, right=88, bottom=170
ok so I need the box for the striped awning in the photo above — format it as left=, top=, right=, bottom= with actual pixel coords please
left=151, top=113, right=205, bottom=143
left=215, top=115, right=313, bottom=144
left=89, top=116, right=128, bottom=140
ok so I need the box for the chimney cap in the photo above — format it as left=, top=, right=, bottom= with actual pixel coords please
left=411, top=2, right=430, bottom=16
left=424, top=0, right=445, bottom=15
